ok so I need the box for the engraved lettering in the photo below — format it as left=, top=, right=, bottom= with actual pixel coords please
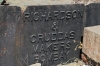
left=34, top=12, right=39, bottom=21
left=66, top=11, right=71, bottom=19
left=72, top=10, right=77, bottom=19
left=44, top=33, right=51, bottom=42
left=60, top=42, right=65, bottom=50
left=60, top=52, right=65, bottom=60
left=34, top=54, right=39, bottom=63
left=23, top=10, right=84, bottom=22
left=52, top=22, right=58, bottom=31
left=58, top=32, right=63, bottom=40
left=66, top=51, right=70, bottom=56
left=40, top=44, right=45, bottom=52
left=66, top=41, right=71, bottom=49
left=70, top=31, right=75, bottom=39
left=47, top=43, right=52, bottom=52
left=53, top=42, right=58, bottom=51
left=60, top=11, right=65, bottom=20
left=23, top=13, right=30, bottom=22
left=40, top=12, right=46, bottom=21
left=54, top=11, right=59, bottom=20
left=46, top=11, right=53, bottom=21
left=51, top=32, right=57, bottom=41
left=23, top=7, right=83, bottom=66
left=31, top=35, right=36, bottom=43
left=31, top=31, right=75, bottom=43
left=38, top=34, right=44, bottom=43
left=64, top=51, right=70, bottom=59
left=64, top=32, right=69, bottom=40
left=48, top=53, right=53, bottom=61
left=78, top=10, right=83, bottom=18
left=33, top=45, right=39, bottom=52
left=53, top=52, right=59, bottom=61
left=40, top=54, right=45, bottom=63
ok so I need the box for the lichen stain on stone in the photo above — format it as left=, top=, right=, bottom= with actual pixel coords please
left=0, top=47, right=7, bottom=57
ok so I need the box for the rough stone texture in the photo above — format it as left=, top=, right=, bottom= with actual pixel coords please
left=83, top=25, right=100, bottom=63
left=85, top=3, right=100, bottom=27
left=0, top=0, right=100, bottom=66
left=57, top=60, right=85, bottom=66
left=3, top=0, right=100, bottom=13
left=29, top=61, right=85, bottom=66
left=5, top=0, right=100, bottom=6
left=6, top=0, right=82, bottom=12
left=7, top=0, right=73, bottom=6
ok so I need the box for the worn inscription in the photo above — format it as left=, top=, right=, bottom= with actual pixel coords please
left=30, top=31, right=75, bottom=43
left=30, top=31, right=75, bottom=61
left=22, top=9, right=83, bottom=66
left=23, top=10, right=83, bottom=22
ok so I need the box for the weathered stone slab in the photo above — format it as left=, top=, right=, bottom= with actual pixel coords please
left=0, top=6, right=21, bottom=66
left=85, top=3, right=100, bottom=27
left=0, top=4, right=84, bottom=66
left=83, top=25, right=100, bottom=63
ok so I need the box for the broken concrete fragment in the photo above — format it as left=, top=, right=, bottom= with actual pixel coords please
left=83, top=25, right=100, bottom=63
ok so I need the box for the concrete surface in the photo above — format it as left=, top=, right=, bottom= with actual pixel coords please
left=83, top=25, right=100, bottom=63
left=2, top=0, right=100, bottom=13
left=0, top=0, right=98, bottom=6
left=5, top=0, right=100, bottom=6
